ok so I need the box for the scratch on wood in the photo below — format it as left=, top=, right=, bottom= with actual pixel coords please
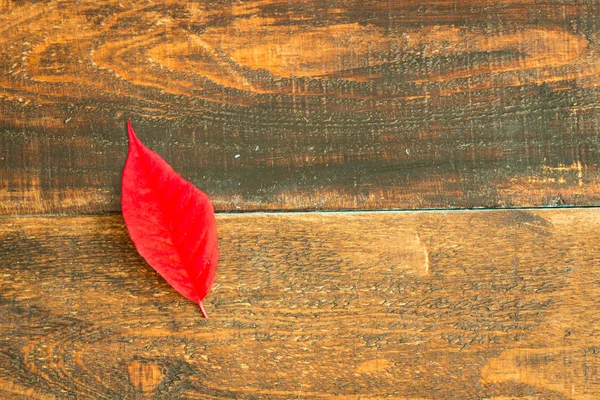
left=416, top=233, right=430, bottom=274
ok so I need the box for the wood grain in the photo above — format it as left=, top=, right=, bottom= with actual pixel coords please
left=2, top=0, right=600, bottom=214
left=1, top=209, right=599, bottom=398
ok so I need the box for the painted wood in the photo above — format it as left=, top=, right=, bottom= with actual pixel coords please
left=2, top=0, right=600, bottom=214
left=1, top=209, right=598, bottom=398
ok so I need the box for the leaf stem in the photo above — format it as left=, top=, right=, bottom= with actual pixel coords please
left=199, top=301, right=209, bottom=318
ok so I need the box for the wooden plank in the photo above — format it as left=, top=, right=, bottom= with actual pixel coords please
left=2, top=0, right=600, bottom=214
left=1, top=209, right=599, bottom=399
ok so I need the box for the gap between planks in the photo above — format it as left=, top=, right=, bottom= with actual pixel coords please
left=3, top=204, right=600, bottom=219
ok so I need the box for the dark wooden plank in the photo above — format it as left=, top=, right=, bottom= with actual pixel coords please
left=1, top=209, right=599, bottom=398
left=2, top=0, right=600, bottom=214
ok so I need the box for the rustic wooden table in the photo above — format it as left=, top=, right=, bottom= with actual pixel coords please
left=1, top=0, right=599, bottom=398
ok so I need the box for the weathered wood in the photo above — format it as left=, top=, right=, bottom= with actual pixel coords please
left=2, top=0, right=600, bottom=214
left=1, top=209, right=599, bottom=399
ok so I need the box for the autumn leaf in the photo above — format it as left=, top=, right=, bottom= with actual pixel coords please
left=121, top=120, right=218, bottom=318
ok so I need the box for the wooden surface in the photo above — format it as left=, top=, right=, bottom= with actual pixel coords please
left=2, top=0, right=600, bottom=214
left=1, top=209, right=599, bottom=399
left=2, top=1, right=600, bottom=398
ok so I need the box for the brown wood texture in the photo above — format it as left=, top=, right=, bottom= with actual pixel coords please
left=2, top=0, right=600, bottom=214
left=1, top=209, right=599, bottom=399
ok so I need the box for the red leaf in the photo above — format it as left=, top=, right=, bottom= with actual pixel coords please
left=121, top=120, right=218, bottom=318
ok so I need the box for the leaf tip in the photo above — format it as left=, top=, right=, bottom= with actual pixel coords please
left=126, top=119, right=138, bottom=146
